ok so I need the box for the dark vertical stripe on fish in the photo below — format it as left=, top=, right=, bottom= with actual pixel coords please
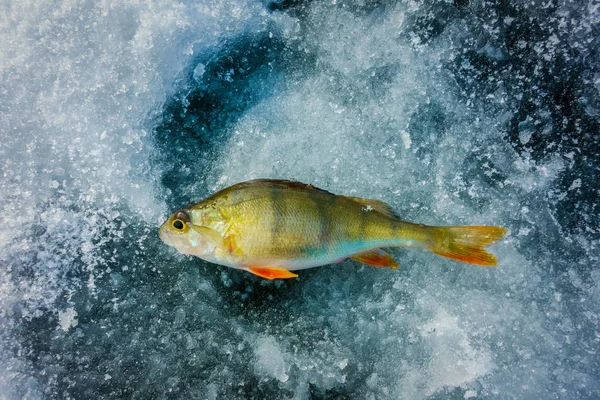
left=387, top=216, right=397, bottom=240
left=309, top=190, right=333, bottom=250
left=270, top=187, right=283, bottom=252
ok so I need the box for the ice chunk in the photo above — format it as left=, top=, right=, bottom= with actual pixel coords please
left=58, top=308, right=78, bottom=332
left=193, top=63, right=206, bottom=82
left=253, top=336, right=289, bottom=383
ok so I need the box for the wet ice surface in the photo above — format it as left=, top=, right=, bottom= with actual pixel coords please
left=1, top=0, right=599, bottom=398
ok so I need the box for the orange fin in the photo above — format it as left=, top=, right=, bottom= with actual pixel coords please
left=247, top=266, right=299, bottom=280
left=429, top=226, right=507, bottom=266
left=351, top=249, right=399, bottom=269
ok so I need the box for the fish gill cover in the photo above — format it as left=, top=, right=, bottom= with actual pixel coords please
left=0, top=0, right=599, bottom=399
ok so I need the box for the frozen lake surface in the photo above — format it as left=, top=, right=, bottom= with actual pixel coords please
left=1, top=0, right=599, bottom=398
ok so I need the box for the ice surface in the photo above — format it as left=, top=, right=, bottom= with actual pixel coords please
left=1, top=0, right=600, bottom=399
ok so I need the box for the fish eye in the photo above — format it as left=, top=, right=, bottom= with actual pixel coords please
left=172, top=219, right=186, bottom=231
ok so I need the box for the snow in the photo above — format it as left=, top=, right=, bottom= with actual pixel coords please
left=1, top=0, right=599, bottom=398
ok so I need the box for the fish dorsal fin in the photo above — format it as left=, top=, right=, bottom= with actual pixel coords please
left=190, top=224, right=226, bottom=250
left=346, top=196, right=399, bottom=219
left=229, top=179, right=336, bottom=196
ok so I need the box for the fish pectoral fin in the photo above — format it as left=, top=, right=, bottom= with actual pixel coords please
left=351, top=249, right=399, bottom=269
left=190, top=224, right=226, bottom=250
left=247, top=266, right=299, bottom=280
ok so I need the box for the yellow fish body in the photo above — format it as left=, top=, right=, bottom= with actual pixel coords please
left=159, top=179, right=506, bottom=279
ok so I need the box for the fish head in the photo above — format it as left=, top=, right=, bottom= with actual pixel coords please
left=158, top=209, right=216, bottom=257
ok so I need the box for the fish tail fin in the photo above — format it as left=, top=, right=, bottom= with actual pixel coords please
left=426, top=226, right=507, bottom=266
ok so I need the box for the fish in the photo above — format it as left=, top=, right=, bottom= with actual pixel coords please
left=158, top=179, right=507, bottom=280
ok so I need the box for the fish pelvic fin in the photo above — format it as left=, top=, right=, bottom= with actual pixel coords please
left=247, top=266, right=299, bottom=280
left=351, top=249, right=399, bottom=269
left=427, top=226, right=507, bottom=266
